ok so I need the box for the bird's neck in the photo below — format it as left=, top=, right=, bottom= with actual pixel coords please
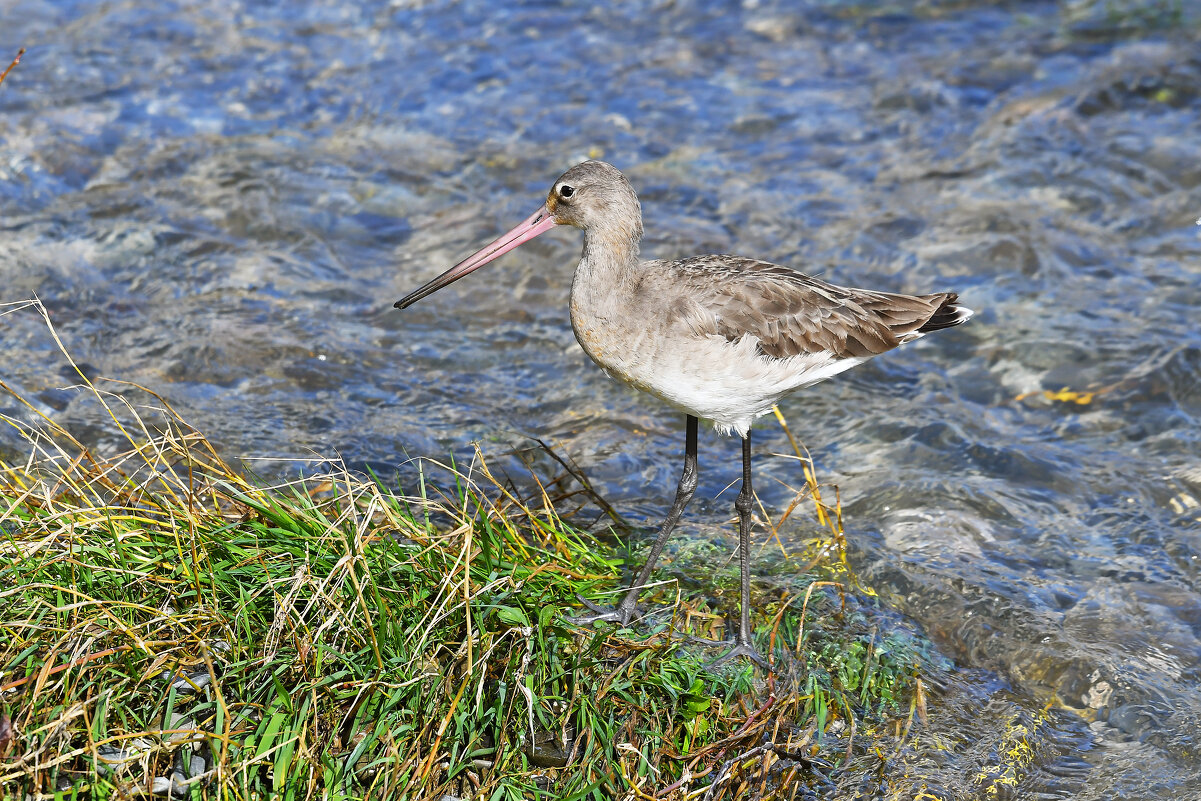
left=574, top=228, right=639, bottom=301
left=583, top=227, right=639, bottom=268
left=571, top=226, right=642, bottom=328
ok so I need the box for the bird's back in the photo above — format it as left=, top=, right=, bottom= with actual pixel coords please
left=650, top=255, right=969, bottom=358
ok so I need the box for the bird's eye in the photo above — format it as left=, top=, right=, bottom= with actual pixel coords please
left=559, top=185, right=575, bottom=199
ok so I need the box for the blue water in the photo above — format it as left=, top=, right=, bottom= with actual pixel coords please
left=3, top=1, right=1200, bottom=796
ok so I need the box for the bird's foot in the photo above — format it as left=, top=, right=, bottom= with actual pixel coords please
left=562, top=596, right=639, bottom=628
left=708, top=639, right=772, bottom=671
left=679, top=633, right=773, bottom=671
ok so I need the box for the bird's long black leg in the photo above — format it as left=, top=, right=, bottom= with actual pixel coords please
left=566, top=415, right=698, bottom=627
left=736, top=433, right=755, bottom=646
left=708, top=430, right=770, bottom=669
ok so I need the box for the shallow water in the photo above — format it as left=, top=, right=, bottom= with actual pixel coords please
left=3, top=0, right=1201, bottom=796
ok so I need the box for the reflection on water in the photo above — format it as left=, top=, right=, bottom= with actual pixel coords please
left=2, top=0, right=1200, bottom=796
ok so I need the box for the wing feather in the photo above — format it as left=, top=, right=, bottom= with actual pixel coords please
left=663, top=256, right=963, bottom=360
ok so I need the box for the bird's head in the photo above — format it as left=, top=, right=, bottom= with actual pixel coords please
left=545, top=160, right=642, bottom=243
left=395, top=160, right=642, bottom=310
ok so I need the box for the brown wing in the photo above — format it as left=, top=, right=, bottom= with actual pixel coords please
left=664, top=255, right=963, bottom=360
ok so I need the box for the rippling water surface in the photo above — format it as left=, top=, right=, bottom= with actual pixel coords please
left=3, top=0, right=1201, bottom=796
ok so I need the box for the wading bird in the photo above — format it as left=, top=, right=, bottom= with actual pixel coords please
left=396, top=161, right=971, bottom=666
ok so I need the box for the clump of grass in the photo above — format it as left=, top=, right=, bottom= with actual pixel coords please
left=0, top=300, right=942, bottom=799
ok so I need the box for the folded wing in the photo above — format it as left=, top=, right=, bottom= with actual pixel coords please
left=665, top=255, right=969, bottom=360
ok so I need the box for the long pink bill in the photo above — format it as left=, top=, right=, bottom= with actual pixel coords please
left=394, top=205, right=558, bottom=309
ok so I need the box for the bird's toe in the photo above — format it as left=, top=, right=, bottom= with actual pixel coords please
left=562, top=596, right=638, bottom=628
left=706, top=640, right=772, bottom=671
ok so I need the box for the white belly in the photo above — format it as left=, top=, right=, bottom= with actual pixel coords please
left=571, top=300, right=865, bottom=436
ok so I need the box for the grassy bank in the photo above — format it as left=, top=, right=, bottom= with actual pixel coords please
left=1, top=305, right=935, bottom=800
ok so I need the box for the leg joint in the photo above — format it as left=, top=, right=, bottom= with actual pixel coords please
left=678, top=454, right=699, bottom=496
left=734, top=489, right=753, bottom=515
left=679, top=465, right=698, bottom=497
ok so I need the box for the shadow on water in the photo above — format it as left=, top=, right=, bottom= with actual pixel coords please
left=3, top=0, right=1201, bottom=796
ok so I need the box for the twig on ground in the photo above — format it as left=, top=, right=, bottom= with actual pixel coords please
left=0, top=48, right=23, bottom=89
